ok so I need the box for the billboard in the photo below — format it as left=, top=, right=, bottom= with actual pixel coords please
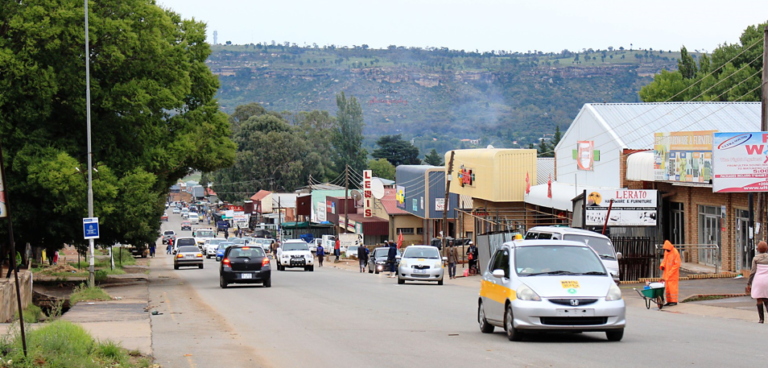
left=576, top=141, right=594, bottom=171
left=654, top=131, right=716, bottom=182
left=713, top=132, right=768, bottom=193
left=396, top=185, right=406, bottom=209
left=363, top=170, right=373, bottom=217
left=584, top=189, right=658, bottom=226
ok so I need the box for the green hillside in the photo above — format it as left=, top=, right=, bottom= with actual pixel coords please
left=209, top=44, right=690, bottom=151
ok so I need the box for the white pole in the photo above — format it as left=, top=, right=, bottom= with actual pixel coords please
left=85, top=0, right=95, bottom=288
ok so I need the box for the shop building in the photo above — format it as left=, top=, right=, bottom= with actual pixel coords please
left=395, top=165, right=460, bottom=244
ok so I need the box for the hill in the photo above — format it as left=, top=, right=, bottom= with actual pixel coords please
left=208, top=44, right=691, bottom=152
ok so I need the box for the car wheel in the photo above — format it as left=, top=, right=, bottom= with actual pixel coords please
left=219, top=275, right=228, bottom=289
left=174, top=265, right=179, bottom=270
left=375, top=269, right=379, bottom=274
left=216, top=257, right=220, bottom=262
left=437, top=278, right=444, bottom=286
left=504, top=304, right=523, bottom=341
left=263, top=278, right=272, bottom=288
left=478, top=300, right=495, bottom=333
left=606, top=329, right=624, bottom=342
left=199, top=264, right=204, bottom=269
left=309, top=266, right=314, bottom=272
left=398, top=277, right=405, bottom=285
left=368, top=266, right=373, bottom=274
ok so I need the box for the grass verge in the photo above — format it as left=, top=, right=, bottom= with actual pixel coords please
left=682, top=295, right=733, bottom=303
left=14, top=305, right=45, bottom=324
left=0, top=320, right=152, bottom=367
left=69, top=284, right=111, bottom=305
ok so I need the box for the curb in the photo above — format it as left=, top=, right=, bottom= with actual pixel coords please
left=620, top=273, right=739, bottom=284
left=681, top=293, right=749, bottom=303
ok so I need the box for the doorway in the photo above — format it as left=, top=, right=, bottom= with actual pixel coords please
left=697, top=205, right=721, bottom=267
left=735, top=209, right=750, bottom=271
left=671, top=202, right=685, bottom=246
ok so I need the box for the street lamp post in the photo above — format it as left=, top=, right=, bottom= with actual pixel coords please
left=84, top=0, right=95, bottom=287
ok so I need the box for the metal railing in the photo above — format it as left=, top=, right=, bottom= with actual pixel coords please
left=657, top=243, right=721, bottom=274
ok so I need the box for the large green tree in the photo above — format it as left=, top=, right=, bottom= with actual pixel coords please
left=423, top=149, right=444, bottom=166
left=372, top=134, right=421, bottom=167
left=333, top=92, right=367, bottom=173
left=368, top=158, right=395, bottom=180
left=0, top=0, right=235, bottom=253
left=640, top=22, right=766, bottom=102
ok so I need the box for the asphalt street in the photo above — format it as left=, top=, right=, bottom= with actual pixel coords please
left=151, top=210, right=768, bottom=368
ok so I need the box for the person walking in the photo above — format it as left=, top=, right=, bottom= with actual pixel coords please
left=358, top=245, right=368, bottom=273
left=149, top=244, right=156, bottom=258
left=167, top=238, right=173, bottom=254
left=660, top=240, right=681, bottom=306
left=387, top=243, right=397, bottom=278
left=747, top=241, right=768, bottom=323
left=334, top=238, right=341, bottom=262
left=445, top=241, right=458, bottom=279
left=466, top=241, right=478, bottom=275
left=317, top=244, right=325, bottom=267
left=5, top=251, right=21, bottom=279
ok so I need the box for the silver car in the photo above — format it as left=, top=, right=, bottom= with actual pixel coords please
left=477, top=240, right=626, bottom=342
left=174, top=245, right=204, bottom=270
left=397, top=246, right=445, bottom=285
left=204, top=238, right=225, bottom=258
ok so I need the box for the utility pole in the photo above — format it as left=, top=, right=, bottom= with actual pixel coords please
left=277, top=196, right=282, bottom=242
left=442, top=151, right=455, bottom=250
left=308, top=174, right=313, bottom=222
left=85, top=0, right=95, bottom=288
left=761, top=26, right=768, bottom=241
left=344, top=165, right=349, bottom=234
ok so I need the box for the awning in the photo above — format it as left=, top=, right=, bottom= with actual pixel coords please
left=626, top=151, right=655, bottom=181
left=525, top=182, right=619, bottom=212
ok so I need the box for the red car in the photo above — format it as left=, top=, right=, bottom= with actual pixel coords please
left=161, top=213, right=169, bottom=222
left=181, top=221, right=192, bottom=231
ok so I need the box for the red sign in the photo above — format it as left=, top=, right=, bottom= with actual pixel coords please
left=227, top=205, right=244, bottom=211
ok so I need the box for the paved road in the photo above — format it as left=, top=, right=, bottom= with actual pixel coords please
left=151, top=210, right=768, bottom=368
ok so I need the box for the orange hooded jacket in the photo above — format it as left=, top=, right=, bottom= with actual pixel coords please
left=660, top=240, right=681, bottom=281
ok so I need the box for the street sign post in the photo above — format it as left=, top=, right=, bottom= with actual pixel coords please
left=83, top=217, right=99, bottom=239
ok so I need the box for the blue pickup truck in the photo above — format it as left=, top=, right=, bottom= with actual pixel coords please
left=216, top=220, right=229, bottom=234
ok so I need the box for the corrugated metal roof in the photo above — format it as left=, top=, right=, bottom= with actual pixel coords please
left=586, top=102, right=761, bottom=149
left=537, top=158, right=555, bottom=185
left=626, top=151, right=655, bottom=181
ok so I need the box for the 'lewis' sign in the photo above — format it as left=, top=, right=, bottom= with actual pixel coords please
left=363, top=170, right=373, bottom=217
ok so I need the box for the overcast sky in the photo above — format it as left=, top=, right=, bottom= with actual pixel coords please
left=157, top=0, right=767, bottom=53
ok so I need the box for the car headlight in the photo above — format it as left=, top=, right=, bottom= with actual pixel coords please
left=399, top=261, right=407, bottom=268
left=516, top=284, right=541, bottom=301
left=605, top=282, right=623, bottom=301
left=435, top=261, right=442, bottom=268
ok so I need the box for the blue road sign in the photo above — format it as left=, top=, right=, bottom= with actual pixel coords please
left=83, top=217, right=99, bottom=239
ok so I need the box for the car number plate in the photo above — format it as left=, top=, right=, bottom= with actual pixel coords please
left=414, top=269, right=426, bottom=274
left=556, top=309, right=595, bottom=317
left=185, top=255, right=195, bottom=259
left=241, top=273, right=252, bottom=279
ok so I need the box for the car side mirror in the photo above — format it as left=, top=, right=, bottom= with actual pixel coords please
left=492, top=269, right=506, bottom=278
left=616, top=252, right=622, bottom=260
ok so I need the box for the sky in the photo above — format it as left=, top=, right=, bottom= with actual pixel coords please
left=157, top=0, right=768, bottom=53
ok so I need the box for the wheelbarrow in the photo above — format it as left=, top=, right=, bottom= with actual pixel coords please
left=634, top=282, right=665, bottom=310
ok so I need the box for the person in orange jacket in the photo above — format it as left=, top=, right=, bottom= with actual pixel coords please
left=660, top=240, right=681, bottom=306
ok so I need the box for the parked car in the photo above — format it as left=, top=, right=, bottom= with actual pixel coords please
left=215, top=242, right=234, bottom=261
left=524, top=226, right=621, bottom=283
left=205, top=239, right=226, bottom=258
left=219, top=245, right=272, bottom=288
left=162, top=230, right=176, bottom=245
left=161, top=213, right=169, bottom=222
left=477, top=240, right=625, bottom=341
left=174, top=245, right=204, bottom=270
left=397, top=246, right=445, bottom=285
left=276, top=239, right=314, bottom=271
left=368, top=247, right=401, bottom=274
left=181, top=221, right=192, bottom=231
left=172, top=207, right=180, bottom=214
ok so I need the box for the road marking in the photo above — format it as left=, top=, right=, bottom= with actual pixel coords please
left=163, top=292, right=175, bottom=322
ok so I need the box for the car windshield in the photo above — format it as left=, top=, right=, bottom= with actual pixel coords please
left=218, top=243, right=233, bottom=250
left=164, top=231, right=174, bottom=235
left=374, top=248, right=399, bottom=258
left=207, top=239, right=224, bottom=245
left=348, top=246, right=358, bottom=252
left=403, top=247, right=439, bottom=259
left=176, top=239, right=195, bottom=246
left=229, top=247, right=265, bottom=258
left=182, top=222, right=190, bottom=225
left=515, top=245, right=606, bottom=276
left=283, top=242, right=309, bottom=251
left=178, top=246, right=198, bottom=253
left=196, top=230, right=214, bottom=238
left=562, top=235, right=616, bottom=260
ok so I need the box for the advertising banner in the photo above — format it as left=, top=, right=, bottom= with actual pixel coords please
left=435, top=198, right=449, bottom=212
left=654, top=131, right=716, bottom=182
left=584, top=189, right=657, bottom=226
left=576, top=141, right=594, bottom=171
left=315, top=201, right=326, bottom=222
left=396, top=185, right=406, bottom=209
left=713, top=132, right=768, bottom=193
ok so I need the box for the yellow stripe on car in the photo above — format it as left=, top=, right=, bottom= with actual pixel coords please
left=480, top=279, right=516, bottom=304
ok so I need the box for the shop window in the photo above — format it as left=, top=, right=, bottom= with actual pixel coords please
left=397, top=228, right=415, bottom=235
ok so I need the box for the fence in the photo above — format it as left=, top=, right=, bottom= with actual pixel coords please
left=611, top=236, right=656, bottom=281
left=476, top=232, right=519, bottom=273
left=665, top=244, right=720, bottom=274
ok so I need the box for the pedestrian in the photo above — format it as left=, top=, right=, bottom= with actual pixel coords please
left=317, top=244, right=325, bottom=267
left=660, top=240, right=681, bottom=306
left=5, top=251, right=21, bottom=279
left=467, top=241, right=478, bottom=275
left=149, top=244, right=156, bottom=258
left=225, top=230, right=229, bottom=240
left=271, top=240, right=277, bottom=255
left=387, top=243, right=397, bottom=278
left=445, top=241, right=458, bottom=279
left=167, top=238, right=173, bottom=254
left=747, top=241, right=768, bottom=323
left=53, top=250, right=59, bottom=266
left=334, top=238, right=340, bottom=262
left=358, top=245, right=368, bottom=273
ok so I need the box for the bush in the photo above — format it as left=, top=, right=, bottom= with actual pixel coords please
left=14, top=305, right=44, bottom=324
left=0, top=320, right=139, bottom=367
left=69, top=284, right=111, bottom=305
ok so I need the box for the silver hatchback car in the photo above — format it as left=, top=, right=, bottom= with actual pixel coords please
left=477, top=240, right=626, bottom=341
left=397, top=246, right=445, bottom=285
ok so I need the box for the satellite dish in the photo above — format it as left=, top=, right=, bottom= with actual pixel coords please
left=370, top=178, right=385, bottom=199
left=351, top=190, right=363, bottom=207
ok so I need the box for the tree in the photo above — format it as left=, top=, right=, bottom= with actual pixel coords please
left=640, top=22, right=766, bottom=102
left=333, top=92, right=367, bottom=173
left=368, top=158, right=395, bottom=180
left=537, top=140, right=553, bottom=158
left=0, top=0, right=236, bottom=253
left=551, top=125, right=563, bottom=148
left=423, top=149, right=444, bottom=166
left=371, top=135, right=421, bottom=167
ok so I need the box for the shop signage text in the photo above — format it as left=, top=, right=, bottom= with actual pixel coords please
left=654, top=131, right=716, bottom=183
left=585, top=189, right=657, bottom=227
left=457, top=165, right=475, bottom=187
left=713, top=132, right=768, bottom=193
left=363, top=170, right=373, bottom=217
